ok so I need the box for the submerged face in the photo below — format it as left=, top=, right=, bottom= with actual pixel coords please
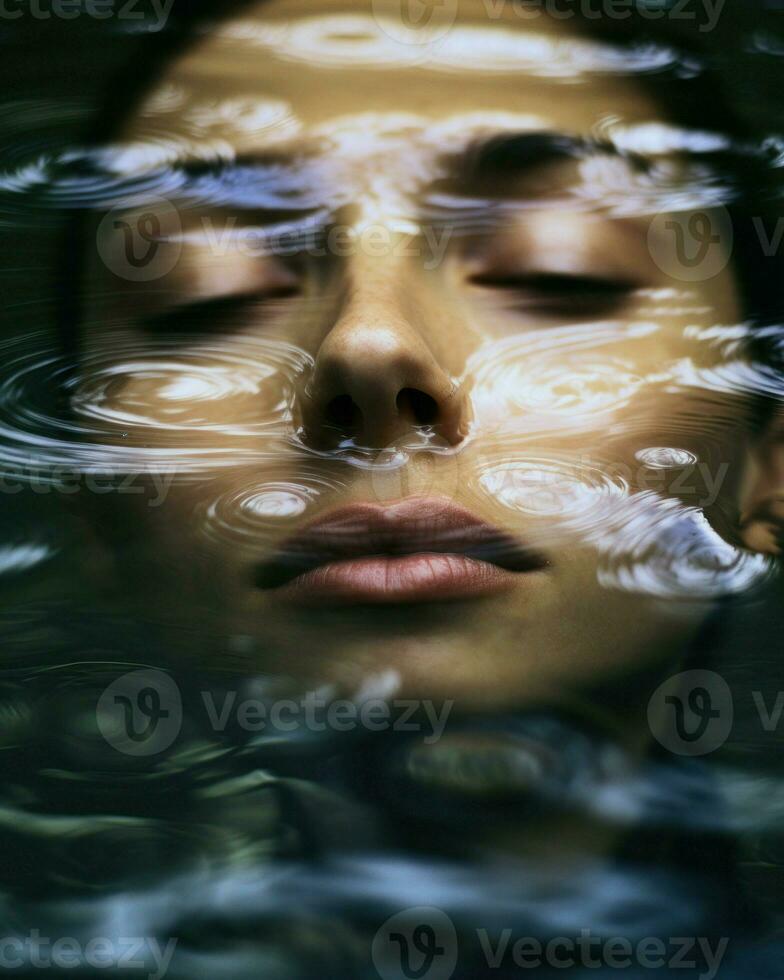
left=77, top=0, right=772, bottom=718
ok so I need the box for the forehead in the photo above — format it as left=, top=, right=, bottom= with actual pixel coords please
left=120, top=0, right=665, bottom=156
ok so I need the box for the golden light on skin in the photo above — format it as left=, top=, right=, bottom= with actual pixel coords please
left=115, top=0, right=673, bottom=152
left=74, top=0, right=780, bottom=756
left=205, top=1, right=678, bottom=76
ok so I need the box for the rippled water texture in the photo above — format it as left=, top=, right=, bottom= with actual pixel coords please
left=2, top=4, right=784, bottom=978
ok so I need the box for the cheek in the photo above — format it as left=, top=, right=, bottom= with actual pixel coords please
left=470, top=355, right=646, bottom=430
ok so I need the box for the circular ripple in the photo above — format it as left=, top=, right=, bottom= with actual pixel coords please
left=71, top=337, right=308, bottom=436
left=473, top=454, right=628, bottom=536
left=468, top=337, right=648, bottom=431
left=635, top=447, right=699, bottom=469
left=0, top=331, right=312, bottom=476
left=198, top=473, right=343, bottom=551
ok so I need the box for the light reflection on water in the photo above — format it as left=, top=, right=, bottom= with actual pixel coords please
left=1, top=6, right=784, bottom=979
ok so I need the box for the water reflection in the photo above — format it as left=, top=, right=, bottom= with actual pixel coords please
left=1, top=1, right=784, bottom=977
left=215, top=12, right=682, bottom=75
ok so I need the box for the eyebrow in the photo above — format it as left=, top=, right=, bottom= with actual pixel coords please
left=455, top=130, right=646, bottom=183
left=62, top=130, right=645, bottom=215
left=140, top=130, right=641, bottom=182
left=171, top=131, right=649, bottom=212
left=176, top=148, right=312, bottom=179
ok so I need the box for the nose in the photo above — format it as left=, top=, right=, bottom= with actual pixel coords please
left=299, top=280, right=469, bottom=449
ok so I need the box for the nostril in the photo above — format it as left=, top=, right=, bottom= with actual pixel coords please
left=396, top=387, right=439, bottom=426
left=325, top=393, right=358, bottom=428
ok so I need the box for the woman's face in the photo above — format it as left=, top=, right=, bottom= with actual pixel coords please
left=79, top=0, right=765, bottom=718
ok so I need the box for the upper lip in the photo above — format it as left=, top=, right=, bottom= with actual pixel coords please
left=255, top=496, right=549, bottom=590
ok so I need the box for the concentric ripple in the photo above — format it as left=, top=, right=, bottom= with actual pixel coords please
left=70, top=335, right=310, bottom=438
left=199, top=472, right=342, bottom=552
left=473, top=453, right=629, bottom=537
left=468, top=333, right=652, bottom=432
left=0, top=331, right=313, bottom=477
left=635, top=447, right=699, bottom=469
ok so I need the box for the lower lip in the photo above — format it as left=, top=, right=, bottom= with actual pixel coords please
left=274, top=553, right=521, bottom=605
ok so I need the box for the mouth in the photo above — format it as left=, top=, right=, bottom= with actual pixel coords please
left=255, top=497, right=549, bottom=604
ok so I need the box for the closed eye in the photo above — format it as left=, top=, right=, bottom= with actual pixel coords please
left=468, top=272, right=637, bottom=315
left=139, top=287, right=300, bottom=336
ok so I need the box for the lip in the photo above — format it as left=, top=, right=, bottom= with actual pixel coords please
left=255, top=497, right=549, bottom=605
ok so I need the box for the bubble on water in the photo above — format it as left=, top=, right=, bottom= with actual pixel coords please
left=242, top=489, right=309, bottom=520
left=635, top=447, right=699, bottom=469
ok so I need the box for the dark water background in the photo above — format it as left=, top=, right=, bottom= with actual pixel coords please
left=2, top=2, right=784, bottom=977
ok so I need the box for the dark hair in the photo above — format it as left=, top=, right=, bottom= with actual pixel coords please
left=57, top=0, right=261, bottom=360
